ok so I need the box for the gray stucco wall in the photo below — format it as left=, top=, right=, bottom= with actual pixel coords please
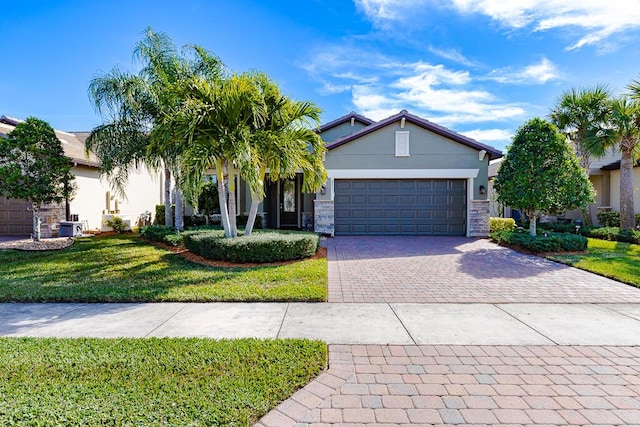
left=321, top=121, right=490, bottom=200
left=320, top=121, right=370, bottom=143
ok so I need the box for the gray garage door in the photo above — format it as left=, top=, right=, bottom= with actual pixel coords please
left=0, top=195, right=33, bottom=236
left=334, top=179, right=466, bottom=236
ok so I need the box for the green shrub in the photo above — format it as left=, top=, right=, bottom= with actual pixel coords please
left=585, top=227, right=640, bottom=244
left=103, top=216, right=128, bottom=233
left=538, top=221, right=598, bottom=235
left=139, top=225, right=183, bottom=247
left=489, top=217, right=515, bottom=232
left=154, top=204, right=175, bottom=226
left=490, top=230, right=587, bottom=253
left=597, top=211, right=620, bottom=227
left=183, top=230, right=319, bottom=263
left=237, top=214, right=262, bottom=230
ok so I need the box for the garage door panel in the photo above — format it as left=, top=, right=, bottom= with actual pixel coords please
left=334, top=179, right=466, bottom=236
left=0, top=195, right=32, bottom=236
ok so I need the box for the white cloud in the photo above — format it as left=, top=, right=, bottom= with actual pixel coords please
left=428, top=46, right=478, bottom=67
left=353, top=0, right=640, bottom=50
left=461, top=128, right=513, bottom=142
left=486, top=57, right=560, bottom=84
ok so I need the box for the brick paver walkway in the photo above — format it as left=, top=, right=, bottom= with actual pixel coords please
left=327, top=236, right=640, bottom=303
left=256, top=344, right=640, bottom=426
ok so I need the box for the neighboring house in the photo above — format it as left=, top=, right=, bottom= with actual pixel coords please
left=489, top=149, right=640, bottom=225
left=0, top=116, right=162, bottom=237
left=237, top=110, right=502, bottom=237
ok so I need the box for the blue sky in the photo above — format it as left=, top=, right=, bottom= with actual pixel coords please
left=2, top=0, right=640, bottom=151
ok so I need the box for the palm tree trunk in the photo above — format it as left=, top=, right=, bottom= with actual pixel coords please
left=619, top=146, right=635, bottom=230
left=244, top=166, right=266, bottom=236
left=175, top=186, right=184, bottom=231
left=215, top=159, right=232, bottom=238
left=164, top=167, right=173, bottom=227
left=32, top=202, right=41, bottom=242
left=227, top=167, right=238, bottom=238
left=244, top=198, right=260, bottom=236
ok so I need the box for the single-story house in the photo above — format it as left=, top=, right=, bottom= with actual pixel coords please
left=0, top=115, right=162, bottom=237
left=489, top=148, right=640, bottom=224
left=240, top=110, right=502, bottom=237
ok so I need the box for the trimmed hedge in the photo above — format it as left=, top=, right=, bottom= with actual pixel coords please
left=183, top=230, right=320, bottom=263
left=491, top=230, right=588, bottom=253
left=538, top=221, right=598, bottom=235
left=489, top=217, right=515, bottom=233
left=584, top=227, right=640, bottom=244
left=139, top=225, right=183, bottom=247
left=596, top=211, right=640, bottom=227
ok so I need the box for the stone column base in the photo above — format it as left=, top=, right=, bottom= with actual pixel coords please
left=469, top=199, right=490, bottom=237
left=314, top=200, right=334, bottom=236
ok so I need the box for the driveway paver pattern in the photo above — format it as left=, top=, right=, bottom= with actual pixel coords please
left=327, top=236, right=640, bottom=303
left=256, top=344, right=640, bottom=427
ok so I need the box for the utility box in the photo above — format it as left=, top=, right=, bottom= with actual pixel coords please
left=59, top=221, right=83, bottom=237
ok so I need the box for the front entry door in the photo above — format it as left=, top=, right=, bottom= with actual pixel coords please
left=279, top=177, right=299, bottom=228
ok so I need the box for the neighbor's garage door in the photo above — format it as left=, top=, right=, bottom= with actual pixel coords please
left=0, top=195, right=32, bottom=236
left=334, top=179, right=466, bottom=236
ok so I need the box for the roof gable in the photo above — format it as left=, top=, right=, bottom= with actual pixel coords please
left=318, top=111, right=374, bottom=134
left=326, top=110, right=502, bottom=160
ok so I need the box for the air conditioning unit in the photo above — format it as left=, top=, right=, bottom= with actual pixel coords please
left=59, top=221, right=83, bottom=237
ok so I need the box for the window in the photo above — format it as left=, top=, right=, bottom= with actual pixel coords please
left=395, top=131, right=410, bottom=157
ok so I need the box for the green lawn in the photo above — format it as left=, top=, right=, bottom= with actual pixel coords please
left=0, top=337, right=326, bottom=426
left=547, top=238, right=640, bottom=287
left=0, top=234, right=327, bottom=302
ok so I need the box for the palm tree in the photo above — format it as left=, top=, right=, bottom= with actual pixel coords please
left=586, top=96, right=640, bottom=230
left=87, top=28, right=223, bottom=230
left=242, top=73, right=327, bottom=235
left=550, top=85, right=611, bottom=225
left=168, top=72, right=261, bottom=238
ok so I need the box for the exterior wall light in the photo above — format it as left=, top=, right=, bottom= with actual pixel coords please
left=479, top=185, right=486, bottom=195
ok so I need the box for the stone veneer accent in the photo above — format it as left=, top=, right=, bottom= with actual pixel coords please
left=38, top=202, right=66, bottom=238
left=314, top=200, right=334, bottom=236
left=468, top=199, right=490, bottom=237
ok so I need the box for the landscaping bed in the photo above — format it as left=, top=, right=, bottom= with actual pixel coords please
left=0, top=234, right=327, bottom=302
left=0, top=337, right=326, bottom=426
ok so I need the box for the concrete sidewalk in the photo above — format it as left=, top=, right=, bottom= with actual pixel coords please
left=4, top=302, right=640, bottom=346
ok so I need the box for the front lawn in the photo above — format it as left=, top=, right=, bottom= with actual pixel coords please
left=0, top=337, right=326, bottom=426
left=0, top=234, right=327, bottom=302
left=547, top=238, right=640, bottom=287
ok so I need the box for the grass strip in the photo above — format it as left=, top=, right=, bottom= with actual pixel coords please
left=0, top=337, right=326, bottom=426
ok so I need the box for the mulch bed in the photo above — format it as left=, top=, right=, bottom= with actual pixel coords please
left=142, top=237, right=327, bottom=268
left=0, top=237, right=75, bottom=251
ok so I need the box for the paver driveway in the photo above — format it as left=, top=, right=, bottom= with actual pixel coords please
left=326, top=236, right=640, bottom=303
left=255, top=236, right=640, bottom=426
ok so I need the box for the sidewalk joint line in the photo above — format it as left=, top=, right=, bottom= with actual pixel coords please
left=596, top=303, right=640, bottom=322
left=275, top=303, right=290, bottom=339
left=493, top=303, right=559, bottom=345
left=388, top=303, right=417, bottom=345
left=143, top=303, right=189, bottom=338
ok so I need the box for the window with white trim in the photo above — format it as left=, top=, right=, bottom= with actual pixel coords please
left=395, top=131, right=410, bottom=157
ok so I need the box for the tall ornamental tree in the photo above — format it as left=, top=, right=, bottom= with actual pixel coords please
left=494, top=118, right=595, bottom=237
left=242, top=73, right=327, bottom=235
left=549, top=84, right=611, bottom=225
left=585, top=96, right=640, bottom=230
left=0, top=118, right=75, bottom=241
left=87, top=27, right=223, bottom=230
left=169, top=72, right=261, bottom=238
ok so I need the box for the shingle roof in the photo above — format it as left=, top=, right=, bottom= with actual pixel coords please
left=317, top=111, right=375, bottom=133
left=601, top=159, right=640, bottom=171
left=325, top=110, right=503, bottom=160
left=0, top=116, right=100, bottom=167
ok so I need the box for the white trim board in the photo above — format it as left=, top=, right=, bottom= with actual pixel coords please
left=327, top=169, right=480, bottom=179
